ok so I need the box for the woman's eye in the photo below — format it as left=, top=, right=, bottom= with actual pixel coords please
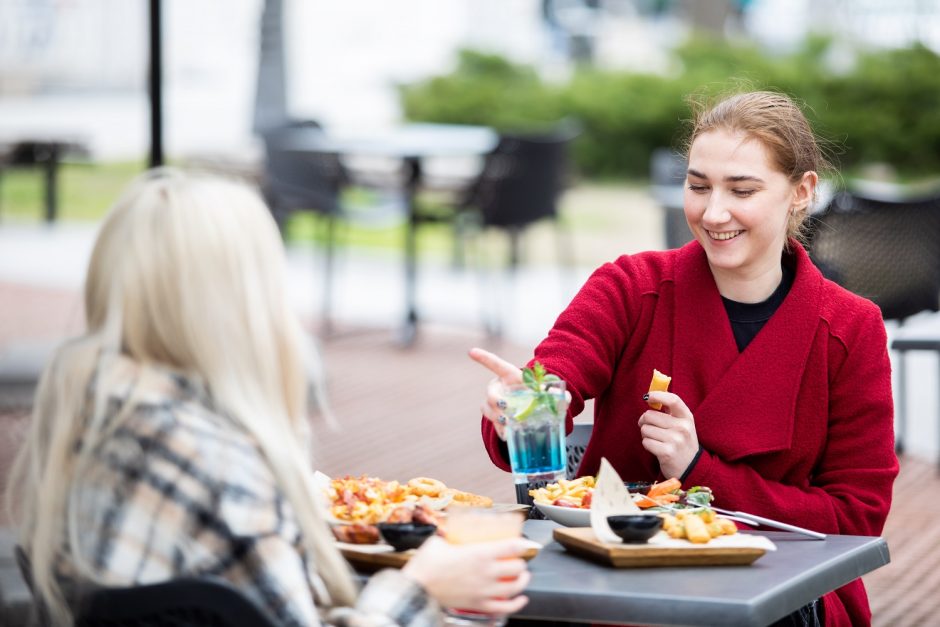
left=732, top=189, right=756, bottom=198
left=687, top=184, right=709, bottom=193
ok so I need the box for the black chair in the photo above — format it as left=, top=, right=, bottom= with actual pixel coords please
left=447, top=126, right=577, bottom=335
left=460, top=128, right=576, bottom=267
left=262, top=121, right=349, bottom=334
left=15, top=545, right=281, bottom=627
left=73, top=578, right=282, bottom=627
left=649, top=147, right=692, bottom=249
left=806, top=190, right=940, bottom=454
left=514, top=422, right=593, bottom=511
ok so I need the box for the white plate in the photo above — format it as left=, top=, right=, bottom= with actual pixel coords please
left=534, top=501, right=591, bottom=527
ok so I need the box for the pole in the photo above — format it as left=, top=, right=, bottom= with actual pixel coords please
left=148, top=0, right=164, bottom=168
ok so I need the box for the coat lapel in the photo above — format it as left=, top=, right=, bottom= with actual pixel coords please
left=674, top=243, right=823, bottom=461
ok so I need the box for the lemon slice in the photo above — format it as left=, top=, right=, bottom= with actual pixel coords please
left=504, top=392, right=537, bottom=422
left=512, top=397, right=537, bottom=422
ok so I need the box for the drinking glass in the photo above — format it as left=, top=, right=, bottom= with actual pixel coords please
left=443, top=508, right=526, bottom=627
left=499, top=379, right=568, bottom=487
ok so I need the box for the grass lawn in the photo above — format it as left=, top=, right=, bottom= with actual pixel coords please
left=0, top=161, right=661, bottom=267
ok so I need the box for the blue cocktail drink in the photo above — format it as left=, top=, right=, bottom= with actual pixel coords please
left=501, top=373, right=567, bottom=486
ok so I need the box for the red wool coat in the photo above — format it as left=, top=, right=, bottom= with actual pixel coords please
left=483, top=241, right=898, bottom=626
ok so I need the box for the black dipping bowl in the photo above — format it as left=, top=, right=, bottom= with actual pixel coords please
left=606, top=515, right=664, bottom=543
left=624, top=481, right=653, bottom=495
left=376, top=523, right=437, bottom=552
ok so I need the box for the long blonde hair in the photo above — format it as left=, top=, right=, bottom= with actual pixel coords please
left=6, top=169, right=357, bottom=624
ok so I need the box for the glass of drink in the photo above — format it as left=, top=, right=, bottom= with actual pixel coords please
left=500, top=377, right=568, bottom=487
left=443, top=508, right=526, bottom=627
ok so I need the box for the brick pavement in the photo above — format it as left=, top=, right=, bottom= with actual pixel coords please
left=1, top=280, right=938, bottom=625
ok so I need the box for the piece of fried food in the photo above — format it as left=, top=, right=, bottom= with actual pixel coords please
left=647, top=369, right=672, bottom=410
left=407, top=476, right=447, bottom=498
left=445, top=488, right=494, bottom=508
left=331, top=523, right=381, bottom=544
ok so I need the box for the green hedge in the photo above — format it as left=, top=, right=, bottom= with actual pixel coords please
left=399, top=40, right=940, bottom=179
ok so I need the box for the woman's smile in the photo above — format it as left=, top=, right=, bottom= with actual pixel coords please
left=706, top=229, right=744, bottom=241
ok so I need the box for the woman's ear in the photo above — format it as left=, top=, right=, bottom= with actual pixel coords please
left=792, top=171, right=819, bottom=212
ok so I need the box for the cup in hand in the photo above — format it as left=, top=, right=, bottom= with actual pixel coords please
left=498, top=380, right=568, bottom=486
left=443, top=509, right=526, bottom=627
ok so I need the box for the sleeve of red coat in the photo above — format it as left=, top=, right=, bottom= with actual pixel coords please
left=684, top=304, right=898, bottom=536
left=481, top=259, right=641, bottom=469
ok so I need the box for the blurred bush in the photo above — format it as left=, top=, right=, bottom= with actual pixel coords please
left=399, top=38, right=940, bottom=180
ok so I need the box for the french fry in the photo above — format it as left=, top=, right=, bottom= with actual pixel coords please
left=716, top=517, right=738, bottom=536
left=683, top=512, right=711, bottom=543
left=647, top=369, right=672, bottom=410
left=529, top=476, right=596, bottom=507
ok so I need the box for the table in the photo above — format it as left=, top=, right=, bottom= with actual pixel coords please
left=280, top=124, right=498, bottom=345
left=514, top=521, right=889, bottom=626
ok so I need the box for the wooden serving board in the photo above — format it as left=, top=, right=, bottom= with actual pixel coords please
left=553, top=527, right=767, bottom=568
left=339, top=545, right=411, bottom=572
left=340, top=542, right=541, bottom=573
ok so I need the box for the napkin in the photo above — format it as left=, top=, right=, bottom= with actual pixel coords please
left=589, top=458, right=642, bottom=543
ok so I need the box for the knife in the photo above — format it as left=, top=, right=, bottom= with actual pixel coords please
left=709, top=506, right=827, bottom=540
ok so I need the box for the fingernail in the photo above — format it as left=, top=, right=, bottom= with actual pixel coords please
left=497, top=399, right=508, bottom=409
left=642, top=393, right=649, bottom=401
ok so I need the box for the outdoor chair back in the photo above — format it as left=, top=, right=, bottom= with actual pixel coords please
left=460, top=127, right=577, bottom=268
left=806, top=190, right=940, bottom=322
left=15, top=546, right=281, bottom=626
left=261, top=120, right=348, bottom=332
left=261, top=120, right=346, bottom=231
left=806, top=189, right=940, bottom=454
left=650, top=147, right=692, bottom=249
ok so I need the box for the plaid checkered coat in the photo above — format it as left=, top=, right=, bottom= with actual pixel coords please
left=58, top=356, right=440, bottom=627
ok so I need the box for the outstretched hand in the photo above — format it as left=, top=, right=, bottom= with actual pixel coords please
left=468, top=348, right=523, bottom=440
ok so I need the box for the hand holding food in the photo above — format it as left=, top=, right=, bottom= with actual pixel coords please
left=646, top=369, right=672, bottom=410
left=638, top=374, right=700, bottom=479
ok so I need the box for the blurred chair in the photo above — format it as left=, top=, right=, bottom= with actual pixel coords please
left=442, top=125, right=578, bottom=335
left=262, top=120, right=347, bottom=334
left=649, top=147, right=691, bottom=249
left=514, top=422, right=593, bottom=511
left=806, top=190, right=940, bottom=454
left=15, top=546, right=281, bottom=626
left=72, top=578, right=282, bottom=627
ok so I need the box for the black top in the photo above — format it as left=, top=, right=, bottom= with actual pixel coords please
left=721, top=262, right=795, bottom=352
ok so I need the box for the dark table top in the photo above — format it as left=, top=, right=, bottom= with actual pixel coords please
left=518, top=520, right=890, bottom=626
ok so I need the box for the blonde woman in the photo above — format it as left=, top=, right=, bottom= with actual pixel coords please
left=7, top=169, right=531, bottom=626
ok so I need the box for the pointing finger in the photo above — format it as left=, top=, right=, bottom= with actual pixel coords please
left=469, top=347, right=523, bottom=383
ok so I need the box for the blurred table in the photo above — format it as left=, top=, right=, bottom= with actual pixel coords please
left=518, top=521, right=888, bottom=626
left=0, top=138, right=90, bottom=223
left=280, top=124, right=497, bottom=345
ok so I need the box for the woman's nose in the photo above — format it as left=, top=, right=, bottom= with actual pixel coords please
left=702, top=191, right=731, bottom=225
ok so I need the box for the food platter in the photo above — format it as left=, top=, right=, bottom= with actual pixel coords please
left=553, top=527, right=774, bottom=568
left=534, top=502, right=591, bottom=527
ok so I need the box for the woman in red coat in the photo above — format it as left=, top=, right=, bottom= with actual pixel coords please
left=471, top=91, right=898, bottom=626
